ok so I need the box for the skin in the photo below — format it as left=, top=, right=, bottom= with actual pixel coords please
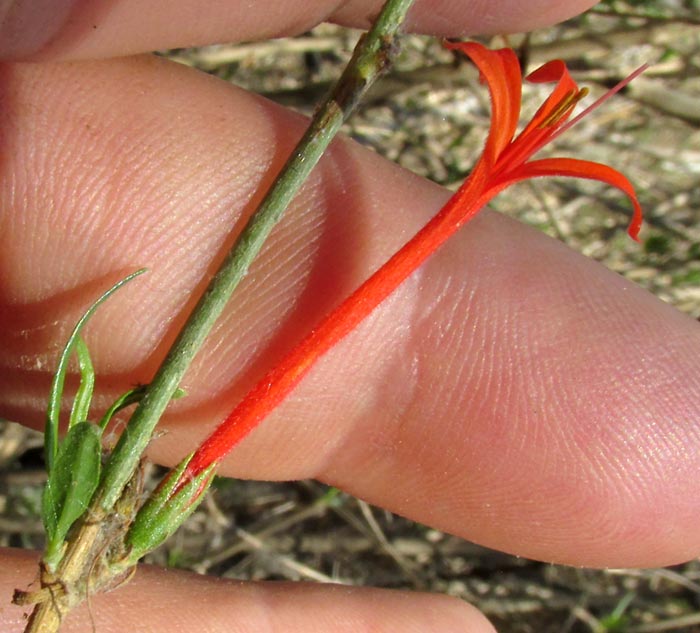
left=1, top=0, right=699, bottom=630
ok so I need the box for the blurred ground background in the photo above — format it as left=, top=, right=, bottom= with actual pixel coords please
left=2, top=1, right=700, bottom=631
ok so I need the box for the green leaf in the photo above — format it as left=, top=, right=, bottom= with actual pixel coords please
left=125, top=454, right=215, bottom=562
left=98, top=385, right=148, bottom=431
left=98, top=385, right=186, bottom=431
left=600, top=591, right=635, bottom=632
left=44, top=269, right=147, bottom=471
left=68, top=337, right=95, bottom=431
left=42, top=422, right=102, bottom=564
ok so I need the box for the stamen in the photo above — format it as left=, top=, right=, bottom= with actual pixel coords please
left=538, top=87, right=589, bottom=128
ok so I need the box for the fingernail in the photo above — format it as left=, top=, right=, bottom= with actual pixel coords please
left=0, top=0, right=77, bottom=60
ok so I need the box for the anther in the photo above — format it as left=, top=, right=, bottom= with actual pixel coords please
left=539, top=87, right=589, bottom=128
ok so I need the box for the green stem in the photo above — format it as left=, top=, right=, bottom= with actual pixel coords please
left=96, top=0, right=416, bottom=511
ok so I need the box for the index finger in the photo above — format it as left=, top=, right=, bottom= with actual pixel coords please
left=0, top=0, right=598, bottom=61
left=1, top=54, right=698, bottom=572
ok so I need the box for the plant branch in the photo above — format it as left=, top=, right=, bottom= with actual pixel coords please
left=19, top=1, right=417, bottom=630
left=97, top=0, right=416, bottom=512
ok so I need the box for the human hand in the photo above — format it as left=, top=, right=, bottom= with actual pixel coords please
left=2, top=1, right=700, bottom=631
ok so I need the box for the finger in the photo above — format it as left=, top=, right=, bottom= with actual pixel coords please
left=1, top=56, right=699, bottom=570
left=0, top=0, right=598, bottom=61
left=2, top=548, right=494, bottom=633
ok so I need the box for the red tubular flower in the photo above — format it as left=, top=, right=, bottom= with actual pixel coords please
left=181, top=42, right=645, bottom=480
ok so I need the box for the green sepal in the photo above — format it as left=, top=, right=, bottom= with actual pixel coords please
left=42, top=421, right=102, bottom=566
left=125, top=454, right=215, bottom=562
left=45, top=269, right=147, bottom=471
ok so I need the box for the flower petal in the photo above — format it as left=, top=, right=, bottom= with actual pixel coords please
left=494, top=157, right=643, bottom=240
left=525, top=60, right=579, bottom=130
left=487, top=62, right=582, bottom=173
left=446, top=41, right=522, bottom=162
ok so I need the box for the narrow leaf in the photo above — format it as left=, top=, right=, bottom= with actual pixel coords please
left=98, top=386, right=186, bottom=431
left=42, top=422, right=102, bottom=564
left=68, top=337, right=95, bottom=431
left=45, top=269, right=147, bottom=471
left=98, top=385, right=148, bottom=431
